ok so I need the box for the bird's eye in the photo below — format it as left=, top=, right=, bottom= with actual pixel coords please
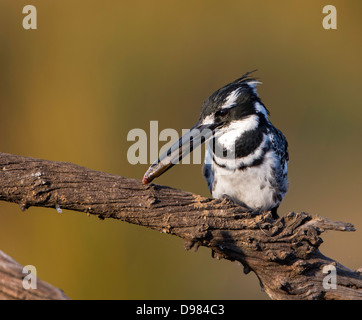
left=215, top=109, right=228, bottom=117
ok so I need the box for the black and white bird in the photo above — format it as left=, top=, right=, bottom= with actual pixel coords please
left=142, top=72, right=289, bottom=218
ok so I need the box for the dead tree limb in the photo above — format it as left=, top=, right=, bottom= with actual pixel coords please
left=0, top=151, right=361, bottom=300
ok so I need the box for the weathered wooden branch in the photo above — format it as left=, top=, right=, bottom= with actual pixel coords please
left=0, top=151, right=361, bottom=300
left=0, top=250, right=69, bottom=300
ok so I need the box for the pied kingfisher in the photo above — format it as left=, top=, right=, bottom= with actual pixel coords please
left=142, top=71, right=289, bottom=218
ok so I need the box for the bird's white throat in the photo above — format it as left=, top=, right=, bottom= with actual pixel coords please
left=214, top=114, right=259, bottom=151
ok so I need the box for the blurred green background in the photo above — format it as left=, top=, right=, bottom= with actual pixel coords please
left=0, top=0, right=361, bottom=300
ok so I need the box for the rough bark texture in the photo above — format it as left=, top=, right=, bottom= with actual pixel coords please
left=0, top=250, right=69, bottom=300
left=0, top=152, right=361, bottom=300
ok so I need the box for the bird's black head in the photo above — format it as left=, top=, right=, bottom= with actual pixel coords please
left=142, top=71, right=270, bottom=184
left=199, top=71, right=270, bottom=129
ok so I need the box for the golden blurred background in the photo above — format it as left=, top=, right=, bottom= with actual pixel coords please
left=0, top=0, right=361, bottom=299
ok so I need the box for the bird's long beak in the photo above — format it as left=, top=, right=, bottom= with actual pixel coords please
left=142, top=121, right=216, bottom=184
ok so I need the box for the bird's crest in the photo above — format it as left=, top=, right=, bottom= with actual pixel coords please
left=232, top=70, right=262, bottom=90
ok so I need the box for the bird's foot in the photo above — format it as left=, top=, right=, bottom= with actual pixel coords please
left=221, top=194, right=251, bottom=213
left=270, top=207, right=279, bottom=220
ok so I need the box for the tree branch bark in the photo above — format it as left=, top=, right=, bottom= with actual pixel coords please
left=0, top=152, right=361, bottom=300
left=0, top=250, right=69, bottom=300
